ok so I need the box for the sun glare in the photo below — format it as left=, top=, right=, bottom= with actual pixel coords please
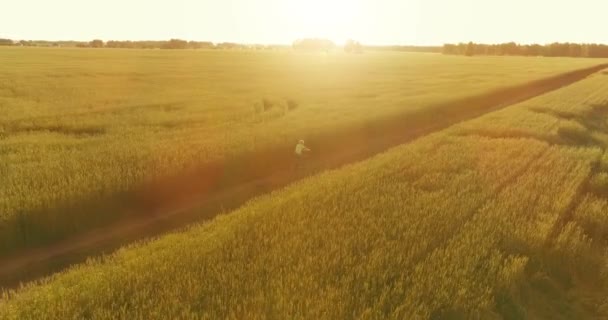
left=284, top=0, right=363, bottom=45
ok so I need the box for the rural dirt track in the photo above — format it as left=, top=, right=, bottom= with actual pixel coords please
left=1, top=64, right=607, bottom=289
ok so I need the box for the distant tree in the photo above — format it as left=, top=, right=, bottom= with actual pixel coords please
left=89, top=39, right=104, bottom=48
left=456, top=43, right=467, bottom=54
left=568, top=43, right=582, bottom=57
left=546, top=42, right=568, bottom=57
left=107, top=40, right=132, bottom=48
left=442, top=44, right=458, bottom=55
left=0, top=38, right=14, bottom=46
left=581, top=44, right=590, bottom=58
left=475, top=43, right=489, bottom=55
left=486, top=45, right=498, bottom=55
left=140, top=41, right=165, bottom=49
left=442, top=41, right=608, bottom=58
left=499, top=42, right=518, bottom=55
left=464, top=42, right=475, bottom=56
left=162, top=39, right=188, bottom=49
left=187, top=41, right=215, bottom=49
left=588, top=44, right=608, bottom=58
left=527, top=44, right=543, bottom=56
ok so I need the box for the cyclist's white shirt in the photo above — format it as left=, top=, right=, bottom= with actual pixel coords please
left=295, top=143, right=307, bottom=155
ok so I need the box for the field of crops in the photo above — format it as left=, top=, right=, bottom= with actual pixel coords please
left=2, top=64, right=606, bottom=319
left=2, top=48, right=604, bottom=257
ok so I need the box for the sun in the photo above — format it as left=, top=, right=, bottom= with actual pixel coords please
left=284, top=0, right=363, bottom=45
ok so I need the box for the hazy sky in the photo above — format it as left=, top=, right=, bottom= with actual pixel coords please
left=2, top=0, right=606, bottom=45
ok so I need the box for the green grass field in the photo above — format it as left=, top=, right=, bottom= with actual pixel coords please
left=2, top=64, right=607, bottom=319
left=0, top=47, right=605, bottom=257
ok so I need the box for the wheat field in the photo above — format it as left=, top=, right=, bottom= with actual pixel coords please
left=1, top=57, right=607, bottom=319
left=1, top=48, right=602, bottom=257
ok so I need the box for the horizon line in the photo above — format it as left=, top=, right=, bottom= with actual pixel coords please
left=3, top=37, right=608, bottom=47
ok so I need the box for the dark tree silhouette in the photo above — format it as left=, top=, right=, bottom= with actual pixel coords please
left=464, top=42, right=475, bottom=56
left=89, top=39, right=104, bottom=48
left=162, top=39, right=188, bottom=49
left=443, top=42, right=608, bottom=58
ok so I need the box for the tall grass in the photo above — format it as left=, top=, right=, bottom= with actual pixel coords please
left=2, top=66, right=607, bottom=319
left=1, top=48, right=605, bottom=256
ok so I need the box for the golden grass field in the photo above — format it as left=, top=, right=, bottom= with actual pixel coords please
left=0, top=47, right=605, bottom=258
left=1, top=58, right=607, bottom=319
left=2, top=47, right=608, bottom=319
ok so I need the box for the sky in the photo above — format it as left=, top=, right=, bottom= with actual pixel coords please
left=2, top=0, right=607, bottom=45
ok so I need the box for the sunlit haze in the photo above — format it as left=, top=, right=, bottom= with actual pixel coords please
left=2, top=0, right=608, bottom=45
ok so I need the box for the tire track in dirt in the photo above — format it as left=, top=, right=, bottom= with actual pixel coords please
left=1, top=64, right=607, bottom=289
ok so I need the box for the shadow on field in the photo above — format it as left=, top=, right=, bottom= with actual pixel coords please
left=1, top=64, right=607, bottom=289
left=455, top=101, right=608, bottom=320
left=458, top=100, right=608, bottom=149
left=537, top=101, right=608, bottom=148
left=523, top=100, right=608, bottom=318
left=454, top=126, right=603, bottom=148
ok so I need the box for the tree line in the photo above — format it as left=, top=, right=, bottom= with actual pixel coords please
left=11, top=37, right=604, bottom=57
left=2, top=37, right=442, bottom=54
left=443, top=42, right=608, bottom=58
left=0, top=38, right=287, bottom=50
left=366, top=45, right=441, bottom=53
